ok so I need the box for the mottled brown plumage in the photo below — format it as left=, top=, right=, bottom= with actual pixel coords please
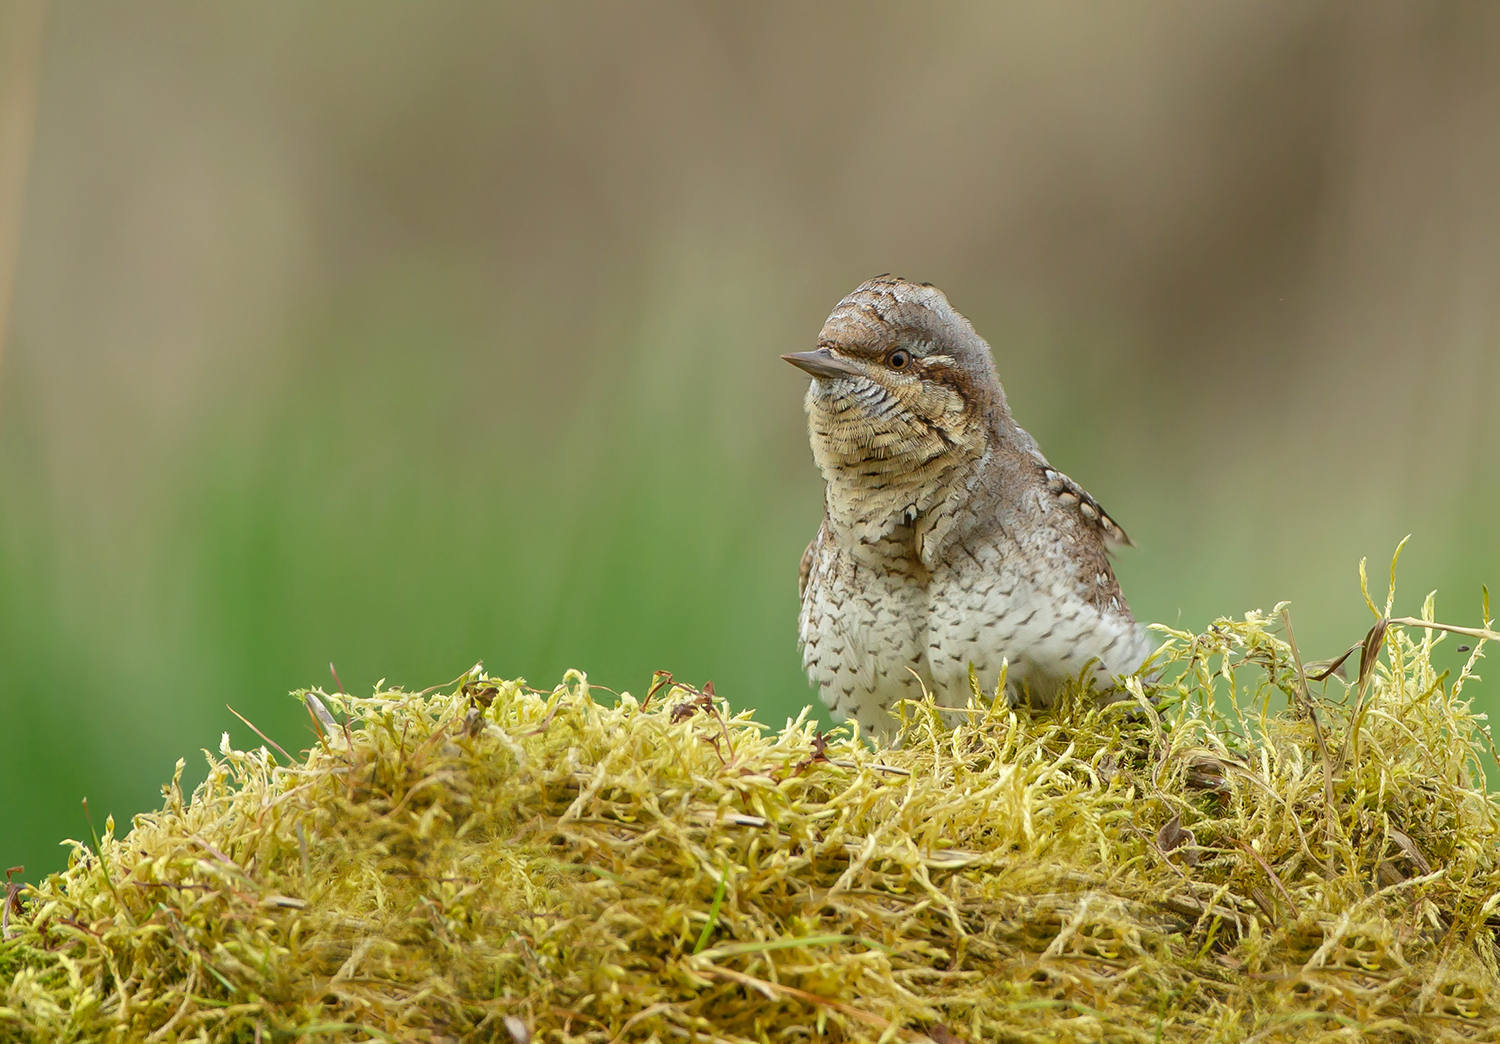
left=786, top=276, right=1151, bottom=738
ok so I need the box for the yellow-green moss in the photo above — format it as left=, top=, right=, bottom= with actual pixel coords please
left=3, top=574, right=1500, bottom=1042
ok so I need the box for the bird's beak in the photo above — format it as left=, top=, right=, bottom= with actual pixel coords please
left=781, top=348, right=864, bottom=380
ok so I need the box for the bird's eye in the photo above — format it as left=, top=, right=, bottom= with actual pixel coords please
left=887, top=348, right=911, bottom=370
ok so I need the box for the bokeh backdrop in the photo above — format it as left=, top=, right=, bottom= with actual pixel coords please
left=3, top=2, right=1500, bottom=880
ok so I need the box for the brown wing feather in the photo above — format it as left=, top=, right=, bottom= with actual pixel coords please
left=1039, top=466, right=1133, bottom=548
left=799, top=536, right=816, bottom=601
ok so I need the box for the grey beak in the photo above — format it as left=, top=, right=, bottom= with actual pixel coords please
left=781, top=347, right=864, bottom=380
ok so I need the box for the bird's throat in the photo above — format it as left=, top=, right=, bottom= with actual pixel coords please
left=813, top=420, right=984, bottom=550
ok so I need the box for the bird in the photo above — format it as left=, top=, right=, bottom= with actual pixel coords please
left=784, top=276, right=1153, bottom=739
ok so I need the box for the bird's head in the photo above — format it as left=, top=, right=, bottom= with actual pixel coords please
left=784, top=277, right=1007, bottom=478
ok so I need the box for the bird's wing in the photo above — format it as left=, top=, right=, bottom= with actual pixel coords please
left=799, top=536, right=817, bottom=601
left=1039, top=466, right=1133, bottom=548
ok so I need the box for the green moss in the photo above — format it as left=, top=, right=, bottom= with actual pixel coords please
left=4, top=571, right=1500, bottom=1042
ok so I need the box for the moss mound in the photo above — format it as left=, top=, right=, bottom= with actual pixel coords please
left=5, top=581, right=1500, bottom=1041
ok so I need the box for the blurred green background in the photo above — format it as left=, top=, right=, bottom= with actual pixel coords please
left=2, top=2, right=1499, bottom=880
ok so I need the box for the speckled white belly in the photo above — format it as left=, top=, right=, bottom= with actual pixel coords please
left=800, top=537, right=1152, bottom=737
left=925, top=545, right=1151, bottom=713
left=798, top=547, right=931, bottom=736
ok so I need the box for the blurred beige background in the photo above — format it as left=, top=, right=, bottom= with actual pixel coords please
left=2, top=2, right=1499, bottom=878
